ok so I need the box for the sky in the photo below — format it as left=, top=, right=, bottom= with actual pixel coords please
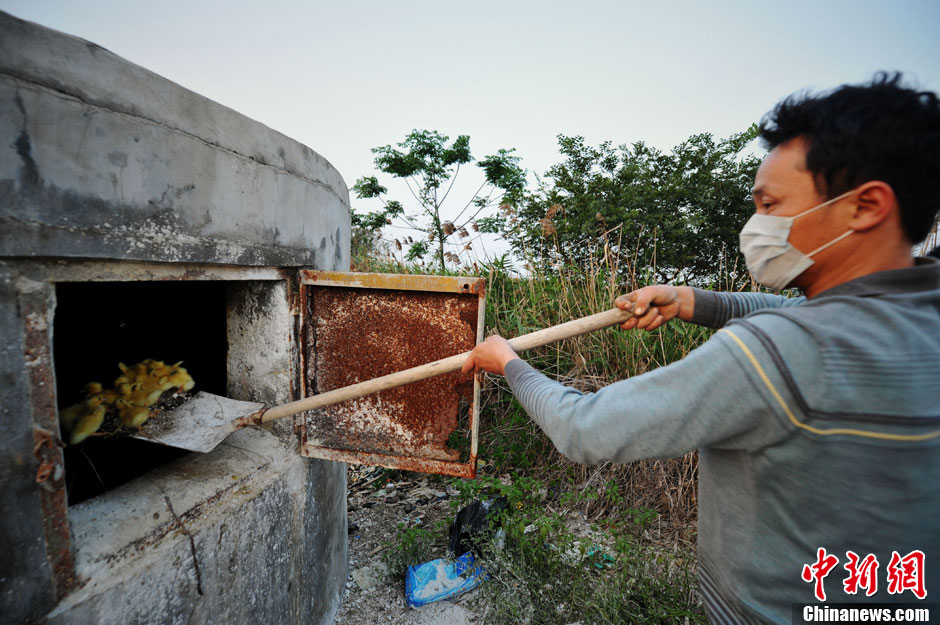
left=3, top=0, right=939, bottom=263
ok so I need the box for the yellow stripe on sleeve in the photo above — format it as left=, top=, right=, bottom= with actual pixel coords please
left=718, top=329, right=940, bottom=442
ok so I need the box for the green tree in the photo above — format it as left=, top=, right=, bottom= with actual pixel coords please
left=486, top=127, right=760, bottom=285
left=352, top=130, right=525, bottom=269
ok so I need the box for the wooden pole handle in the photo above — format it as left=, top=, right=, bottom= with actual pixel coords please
left=257, top=307, right=632, bottom=423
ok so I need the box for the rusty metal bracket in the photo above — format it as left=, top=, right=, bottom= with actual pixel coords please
left=21, top=289, right=77, bottom=598
left=33, top=426, right=65, bottom=487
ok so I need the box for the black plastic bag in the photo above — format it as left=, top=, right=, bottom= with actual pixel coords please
left=448, top=496, right=508, bottom=556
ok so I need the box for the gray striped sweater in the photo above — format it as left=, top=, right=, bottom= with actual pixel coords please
left=504, top=257, right=940, bottom=623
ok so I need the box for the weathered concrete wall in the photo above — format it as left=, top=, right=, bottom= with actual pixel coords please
left=0, top=10, right=349, bottom=625
left=46, top=427, right=346, bottom=625
left=0, top=10, right=350, bottom=269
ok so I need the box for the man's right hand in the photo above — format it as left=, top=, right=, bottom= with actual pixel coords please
left=615, top=285, right=695, bottom=331
left=460, top=335, right=520, bottom=377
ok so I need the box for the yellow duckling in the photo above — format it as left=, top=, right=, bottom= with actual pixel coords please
left=113, top=359, right=195, bottom=429
left=58, top=359, right=196, bottom=443
left=69, top=404, right=107, bottom=445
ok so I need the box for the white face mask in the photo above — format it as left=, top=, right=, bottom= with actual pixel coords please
left=739, top=188, right=857, bottom=290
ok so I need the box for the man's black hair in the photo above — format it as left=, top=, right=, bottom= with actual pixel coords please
left=759, top=72, right=940, bottom=244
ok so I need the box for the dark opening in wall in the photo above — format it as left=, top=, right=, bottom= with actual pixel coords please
left=54, top=281, right=228, bottom=505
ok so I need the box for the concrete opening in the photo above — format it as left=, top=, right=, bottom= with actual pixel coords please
left=54, top=281, right=227, bottom=505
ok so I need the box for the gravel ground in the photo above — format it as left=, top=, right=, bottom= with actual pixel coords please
left=334, top=466, right=487, bottom=625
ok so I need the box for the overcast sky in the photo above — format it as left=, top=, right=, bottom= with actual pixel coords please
left=4, top=0, right=938, bottom=262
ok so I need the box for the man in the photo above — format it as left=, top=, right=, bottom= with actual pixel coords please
left=462, top=74, right=940, bottom=624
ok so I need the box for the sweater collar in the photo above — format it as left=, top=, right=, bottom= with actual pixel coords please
left=813, top=256, right=940, bottom=299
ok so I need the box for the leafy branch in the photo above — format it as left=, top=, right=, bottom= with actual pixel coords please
left=352, top=130, right=525, bottom=269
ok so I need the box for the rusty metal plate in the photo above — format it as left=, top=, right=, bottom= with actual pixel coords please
left=297, top=271, right=484, bottom=478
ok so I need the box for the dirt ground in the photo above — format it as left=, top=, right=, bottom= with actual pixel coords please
left=334, top=465, right=487, bottom=625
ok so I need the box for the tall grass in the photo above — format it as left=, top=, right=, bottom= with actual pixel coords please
left=359, top=236, right=748, bottom=622
left=354, top=236, right=737, bottom=539
left=356, top=247, right=722, bottom=540
left=478, top=248, right=717, bottom=543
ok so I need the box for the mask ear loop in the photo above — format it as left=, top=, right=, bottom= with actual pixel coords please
left=807, top=228, right=854, bottom=257
left=795, top=187, right=859, bottom=221
left=801, top=187, right=860, bottom=257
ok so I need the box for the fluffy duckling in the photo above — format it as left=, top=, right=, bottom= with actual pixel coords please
left=59, top=389, right=109, bottom=445
left=69, top=404, right=107, bottom=445
left=113, top=359, right=195, bottom=429
left=58, top=359, right=196, bottom=443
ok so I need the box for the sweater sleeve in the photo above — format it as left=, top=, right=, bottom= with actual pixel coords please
left=690, top=288, right=805, bottom=329
left=503, top=328, right=792, bottom=464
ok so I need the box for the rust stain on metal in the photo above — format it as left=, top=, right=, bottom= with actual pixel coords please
left=469, top=278, right=486, bottom=297
left=302, top=445, right=476, bottom=478
left=34, top=427, right=63, bottom=484
left=277, top=267, right=303, bottom=316
left=21, top=291, right=77, bottom=598
left=302, top=270, right=482, bottom=296
left=278, top=268, right=303, bottom=424
left=301, top=278, right=482, bottom=477
left=309, top=288, right=475, bottom=457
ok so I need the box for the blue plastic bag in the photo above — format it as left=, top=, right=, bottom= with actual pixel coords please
left=404, top=552, right=486, bottom=607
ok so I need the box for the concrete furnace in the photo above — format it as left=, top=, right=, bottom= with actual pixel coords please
left=1, top=11, right=350, bottom=624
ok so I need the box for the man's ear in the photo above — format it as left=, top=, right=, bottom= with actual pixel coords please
left=848, top=181, right=898, bottom=232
